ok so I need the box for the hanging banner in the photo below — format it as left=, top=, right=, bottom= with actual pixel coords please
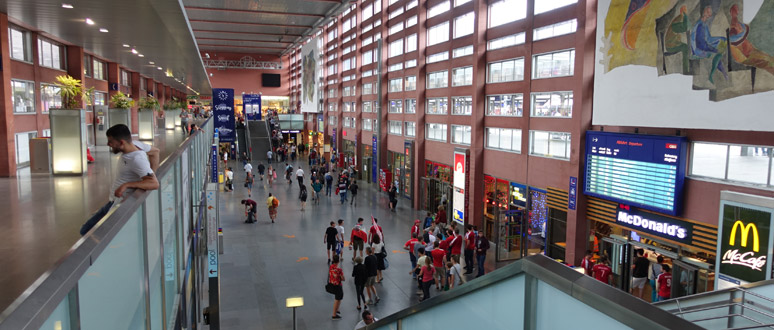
left=243, top=94, right=262, bottom=121
left=212, top=88, right=235, bottom=142
left=452, top=148, right=470, bottom=225
left=300, top=37, right=320, bottom=113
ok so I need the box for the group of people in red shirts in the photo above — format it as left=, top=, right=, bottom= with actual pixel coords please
left=581, top=249, right=673, bottom=302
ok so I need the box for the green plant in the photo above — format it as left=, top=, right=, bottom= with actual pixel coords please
left=138, top=95, right=160, bottom=111
left=110, top=91, right=134, bottom=109
left=52, top=75, right=94, bottom=109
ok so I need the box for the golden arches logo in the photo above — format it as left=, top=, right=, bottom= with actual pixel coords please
left=729, top=221, right=760, bottom=252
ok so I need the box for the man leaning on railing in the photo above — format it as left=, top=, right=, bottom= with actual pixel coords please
left=79, top=124, right=160, bottom=236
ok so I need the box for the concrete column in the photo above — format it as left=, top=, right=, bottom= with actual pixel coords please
left=130, top=71, right=141, bottom=132
left=466, top=0, right=489, bottom=229
left=0, top=14, right=16, bottom=176
left=106, top=62, right=121, bottom=102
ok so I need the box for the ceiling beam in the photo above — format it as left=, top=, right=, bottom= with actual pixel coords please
left=197, top=44, right=287, bottom=50
left=185, top=6, right=325, bottom=18
left=193, top=29, right=303, bottom=37
left=189, top=19, right=312, bottom=28
left=196, top=37, right=292, bottom=44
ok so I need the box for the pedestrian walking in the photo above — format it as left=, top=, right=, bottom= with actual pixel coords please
left=475, top=233, right=490, bottom=277
left=338, top=178, right=348, bottom=204
left=388, top=184, right=398, bottom=211
left=224, top=167, right=234, bottom=192
left=349, top=180, right=358, bottom=206
left=419, top=257, right=435, bottom=302
left=592, top=255, right=613, bottom=285
left=656, top=265, right=672, bottom=301
left=299, top=185, right=308, bottom=211
left=244, top=162, right=252, bottom=175
left=328, top=255, right=344, bottom=320
left=364, top=247, right=380, bottom=305
left=448, top=255, right=466, bottom=289
left=404, top=233, right=420, bottom=274
left=285, top=163, right=293, bottom=184
left=336, top=219, right=346, bottom=258
left=244, top=171, right=254, bottom=197
left=296, top=167, right=305, bottom=189
left=267, top=165, right=275, bottom=187
left=411, top=248, right=428, bottom=292
left=464, top=225, right=476, bottom=274
left=257, top=162, right=265, bottom=181
left=267, top=150, right=273, bottom=164
left=312, top=179, right=323, bottom=204
left=369, top=218, right=384, bottom=245
left=325, top=171, right=334, bottom=196
left=266, top=193, right=279, bottom=223
left=372, top=235, right=386, bottom=283
left=350, top=223, right=367, bottom=261
left=649, top=256, right=665, bottom=302
left=240, top=199, right=257, bottom=223
left=325, top=221, right=339, bottom=264
left=631, top=249, right=650, bottom=300
left=352, top=257, right=368, bottom=312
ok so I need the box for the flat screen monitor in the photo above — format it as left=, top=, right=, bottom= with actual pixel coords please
left=262, top=73, right=281, bottom=87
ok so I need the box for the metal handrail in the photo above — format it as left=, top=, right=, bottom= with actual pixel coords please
left=0, top=118, right=213, bottom=330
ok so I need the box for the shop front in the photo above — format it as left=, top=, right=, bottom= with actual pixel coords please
left=342, top=139, right=357, bottom=170
left=587, top=196, right=717, bottom=301
left=361, top=143, right=373, bottom=183
left=420, top=161, right=452, bottom=221
left=307, top=131, right=324, bottom=158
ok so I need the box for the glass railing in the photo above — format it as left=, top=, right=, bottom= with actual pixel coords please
left=367, top=254, right=703, bottom=330
left=1, top=118, right=215, bottom=330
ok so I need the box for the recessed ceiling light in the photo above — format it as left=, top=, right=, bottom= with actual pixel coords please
left=99, top=28, right=108, bottom=33
left=149, top=61, right=155, bottom=65
left=85, top=18, right=95, bottom=25
left=131, top=48, right=138, bottom=54
left=122, top=44, right=130, bottom=48
left=138, top=54, right=144, bottom=57
left=62, top=3, right=73, bottom=8
left=157, top=67, right=162, bottom=70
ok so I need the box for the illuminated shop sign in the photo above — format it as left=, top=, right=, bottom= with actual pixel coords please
left=717, top=203, right=772, bottom=284
left=510, top=182, right=527, bottom=208
left=584, top=131, right=687, bottom=216
left=615, top=205, right=692, bottom=244
left=453, top=148, right=469, bottom=225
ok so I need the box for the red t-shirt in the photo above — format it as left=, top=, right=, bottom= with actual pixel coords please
left=439, top=237, right=450, bottom=252
left=411, top=224, right=420, bottom=239
left=404, top=238, right=419, bottom=253
left=465, top=231, right=476, bottom=250
left=431, top=249, right=446, bottom=267
left=421, top=265, right=435, bottom=282
left=329, top=265, right=343, bottom=285
left=592, top=264, right=612, bottom=284
left=581, top=257, right=594, bottom=276
left=449, top=235, right=463, bottom=255
left=370, top=225, right=383, bottom=241
left=657, top=273, right=672, bottom=298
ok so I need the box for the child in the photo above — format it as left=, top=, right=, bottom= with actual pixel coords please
left=424, top=212, right=434, bottom=229
left=656, top=265, right=672, bottom=301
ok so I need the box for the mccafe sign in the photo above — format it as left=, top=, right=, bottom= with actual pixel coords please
left=718, top=204, right=772, bottom=283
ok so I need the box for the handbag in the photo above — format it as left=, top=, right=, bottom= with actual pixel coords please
left=325, top=268, right=338, bottom=294
left=244, top=182, right=248, bottom=188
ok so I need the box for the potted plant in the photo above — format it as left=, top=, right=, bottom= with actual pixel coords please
left=109, top=91, right=134, bottom=132
left=162, top=98, right=179, bottom=130
left=137, top=96, right=159, bottom=140
left=172, top=97, right=185, bottom=127
left=49, top=75, right=94, bottom=175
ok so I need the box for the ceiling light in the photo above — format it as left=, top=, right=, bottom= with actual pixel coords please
left=99, top=28, right=108, bottom=33
left=157, top=67, right=162, bottom=70
left=138, top=54, right=144, bottom=57
left=149, top=61, right=155, bottom=65
left=122, top=44, right=130, bottom=48
left=131, top=48, right=138, bottom=54
left=85, top=18, right=95, bottom=25
left=62, top=3, right=73, bottom=8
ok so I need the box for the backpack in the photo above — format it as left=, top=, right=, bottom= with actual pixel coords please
left=271, top=197, right=279, bottom=208
left=300, top=189, right=307, bottom=199
left=326, top=173, right=333, bottom=181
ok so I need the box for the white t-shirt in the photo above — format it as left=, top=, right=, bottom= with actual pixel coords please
left=372, top=241, right=385, bottom=255
left=226, top=170, right=234, bottom=181
left=296, top=168, right=304, bottom=177
left=244, top=163, right=252, bottom=173
left=110, top=150, right=153, bottom=201
left=450, top=264, right=464, bottom=286
left=337, top=225, right=345, bottom=242
left=267, top=151, right=273, bottom=159
left=425, top=234, right=436, bottom=251
left=132, top=140, right=152, bottom=153
left=354, top=318, right=378, bottom=330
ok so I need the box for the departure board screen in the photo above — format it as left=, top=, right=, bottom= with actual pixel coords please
left=584, top=131, right=687, bottom=216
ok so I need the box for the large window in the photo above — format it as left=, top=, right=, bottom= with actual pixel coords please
left=454, top=12, right=475, bottom=38
left=343, top=101, right=356, bottom=112
left=531, top=91, right=573, bottom=118
left=405, top=33, right=418, bottom=52
left=406, top=15, right=418, bottom=27
left=362, top=83, right=373, bottom=95
left=405, top=98, right=417, bottom=113
left=389, top=120, right=403, bottom=135
left=329, top=116, right=338, bottom=126
left=121, top=70, right=131, bottom=87
left=452, top=66, right=473, bottom=86
left=389, top=78, right=403, bottom=92
left=389, top=39, right=404, bottom=57
left=363, top=101, right=373, bottom=113
left=363, top=118, right=373, bottom=131
left=15, top=131, right=37, bottom=166
left=94, top=91, right=108, bottom=106
left=343, top=116, right=356, bottom=128
left=11, top=80, right=35, bottom=113
left=10, top=27, right=32, bottom=62
left=453, top=45, right=474, bottom=58
left=486, top=128, right=522, bottom=152
left=405, top=121, right=416, bottom=137
left=455, top=0, right=472, bottom=6
left=489, top=0, right=527, bottom=28
left=342, top=56, right=356, bottom=71
left=534, top=0, right=577, bottom=15
left=452, top=125, right=472, bottom=145
left=389, top=22, right=404, bottom=35
left=343, top=86, right=352, bottom=97
left=362, top=50, right=374, bottom=65
left=488, top=33, right=526, bottom=50
left=389, top=99, right=403, bottom=113
left=328, top=103, right=338, bottom=112
left=38, top=38, right=65, bottom=70
left=426, top=97, right=448, bottom=114
left=388, top=7, right=405, bottom=20
left=487, top=94, right=523, bottom=116
left=428, top=1, right=450, bottom=18
left=389, top=63, right=404, bottom=72
left=452, top=96, right=472, bottom=115
left=329, top=88, right=338, bottom=98
left=405, top=76, right=417, bottom=91
left=534, top=19, right=577, bottom=41
left=427, top=51, right=449, bottom=63
left=529, top=131, right=571, bottom=160
left=40, top=83, right=62, bottom=113
left=328, top=64, right=338, bottom=76
left=487, top=58, right=524, bottom=83
left=533, top=49, right=575, bottom=79
left=427, top=21, right=450, bottom=46
left=690, top=142, right=774, bottom=186
left=426, top=123, right=448, bottom=142
left=427, top=70, right=448, bottom=89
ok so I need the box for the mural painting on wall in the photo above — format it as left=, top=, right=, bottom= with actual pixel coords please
left=302, top=50, right=316, bottom=104
left=601, top=0, right=774, bottom=101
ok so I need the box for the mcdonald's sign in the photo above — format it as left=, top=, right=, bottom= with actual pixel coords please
left=718, top=204, right=772, bottom=284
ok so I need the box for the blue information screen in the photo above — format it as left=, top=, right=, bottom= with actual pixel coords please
left=584, top=131, right=687, bottom=216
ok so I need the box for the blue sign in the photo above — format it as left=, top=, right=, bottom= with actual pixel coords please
left=212, top=88, right=235, bottom=142
left=210, top=144, right=218, bottom=183
left=243, top=94, right=262, bottom=120
left=583, top=131, right=687, bottom=216
left=510, top=182, right=528, bottom=208
left=372, top=135, right=378, bottom=183
left=332, top=128, right=337, bottom=149
left=569, top=176, right=577, bottom=210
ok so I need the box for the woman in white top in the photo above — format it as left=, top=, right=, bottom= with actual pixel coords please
left=371, top=235, right=386, bottom=283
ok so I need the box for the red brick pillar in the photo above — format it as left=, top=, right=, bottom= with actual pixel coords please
left=0, top=14, right=16, bottom=176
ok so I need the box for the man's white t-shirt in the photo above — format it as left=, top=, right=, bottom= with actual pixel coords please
left=296, top=168, right=304, bottom=177
left=133, top=140, right=152, bottom=153
left=110, top=150, right=153, bottom=201
left=244, top=163, right=253, bottom=173
left=337, top=225, right=345, bottom=242
left=354, top=317, right=378, bottom=330
left=226, top=170, right=234, bottom=181
left=267, top=151, right=273, bottom=159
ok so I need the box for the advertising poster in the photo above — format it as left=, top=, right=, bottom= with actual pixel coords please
left=212, top=88, right=235, bottom=142
left=716, top=201, right=772, bottom=288
left=300, top=37, right=320, bottom=113
left=594, top=0, right=774, bottom=131
left=452, top=148, right=469, bottom=225
left=243, top=94, right=262, bottom=120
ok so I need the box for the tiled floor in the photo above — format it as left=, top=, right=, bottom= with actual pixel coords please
left=217, top=157, right=487, bottom=330
left=0, top=127, right=190, bottom=313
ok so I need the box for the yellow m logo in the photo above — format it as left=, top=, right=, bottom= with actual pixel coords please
left=729, top=221, right=760, bottom=252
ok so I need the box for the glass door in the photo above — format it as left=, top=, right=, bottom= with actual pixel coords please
left=601, top=237, right=630, bottom=291
left=672, top=260, right=698, bottom=298
left=496, top=209, right=524, bottom=261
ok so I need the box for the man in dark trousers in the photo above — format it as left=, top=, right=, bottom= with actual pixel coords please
left=241, top=199, right=257, bottom=223
left=464, top=225, right=476, bottom=274
left=324, top=221, right=339, bottom=264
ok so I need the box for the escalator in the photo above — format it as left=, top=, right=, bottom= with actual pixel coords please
left=247, top=120, right=271, bottom=165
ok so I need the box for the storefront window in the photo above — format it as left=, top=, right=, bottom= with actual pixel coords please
left=547, top=209, right=567, bottom=261
left=529, top=190, right=548, bottom=255
left=425, top=161, right=451, bottom=183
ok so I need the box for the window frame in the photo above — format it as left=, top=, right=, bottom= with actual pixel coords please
left=426, top=70, right=449, bottom=89
left=9, top=26, right=32, bottom=62
left=389, top=99, right=403, bottom=113
left=40, top=82, right=62, bottom=114
left=37, top=37, right=66, bottom=70
left=486, top=127, right=522, bottom=153
left=529, top=130, right=571, bottom=160
left=453, top=12, right=475, bottom=38
left=451, top=125, right=472, bottom=145
left=404, top=121, right=417, bottom=137
left=427, top=21, right=450, bottom=46
left=532, top=49, right=576, bottom=79
left=451, top=96, right=473, bottom=115
left=487, top=57, right=525, bottom=83
left=426, top=97, right=448, bottom=115
left=452, top=66, right=473, bottom=86
left=486, top=94, right=524, bottom=117
left=11, top=79, right=36, bottom=114
left=388, top=120, right=403, bottom=135
left=688, top=142, right=774, bottom=187
left=425, top=123, right=448, bottom=142
left=530, top=91, right=573, bottom=118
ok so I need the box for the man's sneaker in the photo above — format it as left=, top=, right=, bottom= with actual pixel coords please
left=366, top=299, right=373, bottom=305
left=374, top=297, right=380, bottom=304
left=332, top=315, right=342, bottom=320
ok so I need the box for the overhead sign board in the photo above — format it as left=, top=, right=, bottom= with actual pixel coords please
left=584, top=131, right=687, bottom=216
left=616, top=204, right=692, bottom=244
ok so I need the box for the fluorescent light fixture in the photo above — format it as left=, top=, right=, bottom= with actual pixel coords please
left=138, top=54, right=144, bottom=57
left=85, top=18, right=95, bottom=25
left=62, top=3, right=73, bottom=8
left=131, top=48, right=138, bottom=54
left=99, top=28, right=108, bottom=33
left=149, top=61, right=155, bottom=65
left=122, top=44, right=130, bottom=48
left=157, top=67, right=163, bottom=70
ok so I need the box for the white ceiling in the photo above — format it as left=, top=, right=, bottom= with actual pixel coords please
left=0, top=0, right=211, bottom=94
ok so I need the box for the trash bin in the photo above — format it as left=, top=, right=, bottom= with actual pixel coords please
left=29, top=138, right=52, bottom=173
